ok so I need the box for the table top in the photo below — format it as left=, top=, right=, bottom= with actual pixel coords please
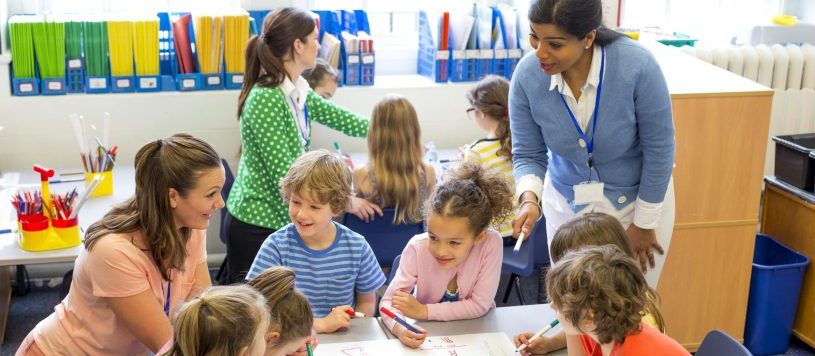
left=320, top=304, right=567, bottom=355
left=0, top=167, right=133, bottom=266
left=319, top=316, right=392, bottom=344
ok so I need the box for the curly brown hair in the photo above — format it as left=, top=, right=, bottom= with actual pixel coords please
left=280, top=149, right=352, bottom=213
left=546, top=245, right=648, bottom=344
left=549, top=212, right=666, bottom=332
left=427, top=161, right=514, bottom=235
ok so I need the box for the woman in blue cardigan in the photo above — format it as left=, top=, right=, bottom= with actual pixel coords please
left=510, top=0, right=675, bottom=288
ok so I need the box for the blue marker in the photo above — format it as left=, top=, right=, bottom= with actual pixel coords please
left=380, top=306, right=423, bottom=334
left=0, top=228, right=17, bottom=235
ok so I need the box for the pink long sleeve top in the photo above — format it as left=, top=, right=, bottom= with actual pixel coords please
left=380, top=231, right=503, bottom=331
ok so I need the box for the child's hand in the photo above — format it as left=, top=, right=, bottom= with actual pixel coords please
left=457, top=145, right=469, bottom=160
left=394, top=323, right=427, bottom=349
left=316, top=306, right=352, bottom=333
left=392, top=291, right=428, bottom=320
left=514, top=332, right=560, bottom=355
left=347, top=196, right=383, bottom=222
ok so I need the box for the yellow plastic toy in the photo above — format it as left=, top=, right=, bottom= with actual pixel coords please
left=17, top=165, right=81, bottom=252
left=772, top=14, right=798, bottom=26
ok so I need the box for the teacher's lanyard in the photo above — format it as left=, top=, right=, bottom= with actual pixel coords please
left=161, top=272, right=172, bottom=317
left=558, top=46, right=605, bottom=178
left=291, top=97, right=310, bottom=144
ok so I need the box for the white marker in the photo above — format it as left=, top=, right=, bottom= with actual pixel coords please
left=512, top=231, right=526, bottom=255
left=517, top=319, right=560, bottom=352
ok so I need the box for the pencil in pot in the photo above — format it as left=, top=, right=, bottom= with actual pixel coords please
left=516, top=319, right=560, bottom=352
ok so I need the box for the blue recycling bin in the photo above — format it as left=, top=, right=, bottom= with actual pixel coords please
left=744, top=234, right=810, bottom=355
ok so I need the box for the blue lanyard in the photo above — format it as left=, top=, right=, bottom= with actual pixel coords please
left=558, top=46, right=605, bottom=169
left=162, top=275, right=172, bottom=317
left=291, top=97, right=310, bottom=144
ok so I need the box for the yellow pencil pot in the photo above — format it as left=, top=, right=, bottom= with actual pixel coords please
left=18, top=215, right=81, bottom=252
left=86, top=171, right=114, bottom=197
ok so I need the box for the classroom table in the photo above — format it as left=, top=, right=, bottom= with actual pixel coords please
left=320, top=304, right=567, bottom=355
left=0, top=167, right=133, bottom=344
left=319, top=316, right=392, bottom=344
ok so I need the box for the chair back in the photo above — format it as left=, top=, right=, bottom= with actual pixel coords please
left=387, top=255, right=402, bottom=285
left=695, top=330, right=752, bottom=356
left=502, top=217, right=549, bottom=277
left=342, top=208, right=424, bottom=268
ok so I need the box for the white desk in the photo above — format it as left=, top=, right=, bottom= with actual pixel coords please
left=320, top=304, right=567, bottom=355
left=319, top=317, right=391, bottom=344
left=0, top=167, right=133, bottom=344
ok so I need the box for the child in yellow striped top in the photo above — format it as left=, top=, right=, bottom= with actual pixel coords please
left=462, top=75, right=516, bottom=242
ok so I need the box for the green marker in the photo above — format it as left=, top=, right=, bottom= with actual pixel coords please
left=306, top=343, right=313, bottom=356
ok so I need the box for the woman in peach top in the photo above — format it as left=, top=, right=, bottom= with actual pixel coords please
left=17, top=134, right=226, bottom=356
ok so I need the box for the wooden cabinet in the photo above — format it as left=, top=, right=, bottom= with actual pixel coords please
left=644, top=42, right=774, bottom=350
left=761, top=177, right=815, bottom=347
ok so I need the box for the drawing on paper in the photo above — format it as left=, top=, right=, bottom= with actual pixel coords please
left=317, top=332, right=516, bottom=355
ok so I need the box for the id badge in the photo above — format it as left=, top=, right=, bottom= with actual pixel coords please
left=574, top=181, right=604, bottom=205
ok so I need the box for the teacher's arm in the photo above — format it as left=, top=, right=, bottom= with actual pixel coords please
left=306, top=90, right=369, bottom=138
left=630, top=52, right=675, bottom=268
left=109, top=291, right=173, bottom=352
left=509, top=74, right=548, bottom=238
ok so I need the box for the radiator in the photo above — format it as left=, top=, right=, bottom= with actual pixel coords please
left=679, top=44, right=815, bottom=176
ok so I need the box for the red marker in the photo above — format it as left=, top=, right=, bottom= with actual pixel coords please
left=344, top=309, right=365, bottom=318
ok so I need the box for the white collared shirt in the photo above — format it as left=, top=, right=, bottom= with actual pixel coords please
left=280, top=76, right=312, bottom=146
left=516, top=45, right=664, bottom=229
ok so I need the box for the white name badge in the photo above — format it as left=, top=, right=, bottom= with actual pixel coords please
left=574, top=181, right=604, bottom=205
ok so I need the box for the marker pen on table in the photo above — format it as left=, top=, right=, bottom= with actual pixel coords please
left=379, top=307, right=423, bottom=334
left=516, top=319, right=560, bottom=352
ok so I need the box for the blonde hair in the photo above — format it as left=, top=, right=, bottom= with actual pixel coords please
left=546, top=245, right=647, bottom=345
left=247, top=267, right=313, bottom=348
left=550, top=212, right=666, bottom=332
left=466, top=75, right=511, bottom=159
left=428, top=162, right=513, bottom=236
left=163, top=285, right=270, bottom=356
left=84, top=133, right=222, bottom=281
left=367, top=94, right=426, bottom=224
left=280, top=150, right=351, bottom=213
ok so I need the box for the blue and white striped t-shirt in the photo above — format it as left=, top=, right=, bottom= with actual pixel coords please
left=246, top=221, right=386, bottom=317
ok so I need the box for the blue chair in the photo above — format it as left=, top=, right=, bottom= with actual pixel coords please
left=501, top=217, right=549, bottom=305
left=387, top=255, right=402, bottom=285
left=695, top=330, right=752, bottom=356
left=342, top=209, right=424, bottom=268
left=215, top=159, right=235, bottom=283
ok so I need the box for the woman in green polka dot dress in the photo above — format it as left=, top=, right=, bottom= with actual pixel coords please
left=222, top=7, right=382, bottom=284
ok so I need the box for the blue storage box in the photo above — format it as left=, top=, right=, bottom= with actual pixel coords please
left=477, top=49, right=493, bottom=79
left=66, top=58, right=84, bottom=93
left=175, top=73, right=201, bottom=91
left=745, top=234, right=810, bottom=355
left=225, top=72, right=244, bottom=90
left=41, top=78, right=67, bottom=95
left=201, top=73, right=224, bottom=90
left=111, top=75, right=135, bottom=93
left=493, top=49, right=509, bottom=78
left=12, top=77, right=40, bottom=96
left=360, top=53, right=375, bottom=86
left=85, top=76, right=110, bottom=94
left=136, top=75, right=162, bottom=92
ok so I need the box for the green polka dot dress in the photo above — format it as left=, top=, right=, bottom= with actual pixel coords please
left=227, top=85, right=369, bottom=230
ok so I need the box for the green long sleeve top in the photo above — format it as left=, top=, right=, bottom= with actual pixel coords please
left=227, top=85, right=368, bottom=229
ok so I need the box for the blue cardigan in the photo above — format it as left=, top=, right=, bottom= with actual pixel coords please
left=509, top=38, right=675, bottom=211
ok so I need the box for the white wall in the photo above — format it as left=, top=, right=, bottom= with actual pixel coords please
left=0, top=62, right=482, bottom=277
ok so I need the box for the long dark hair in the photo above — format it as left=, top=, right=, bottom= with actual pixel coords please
left=528, top=0, right=624, bottom=46
left=84, top=134, right=221, bottom=281
left=237, top=7, right=316, bottom=119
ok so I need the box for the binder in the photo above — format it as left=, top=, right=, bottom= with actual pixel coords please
left=417, top=11, right=450, bottom=83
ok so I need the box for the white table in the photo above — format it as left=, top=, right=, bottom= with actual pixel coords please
left=0, top=167, right=133, bottom=343
left=318, top=317, right=391, bottom=344
left=320, top=304, right=567, bottom=355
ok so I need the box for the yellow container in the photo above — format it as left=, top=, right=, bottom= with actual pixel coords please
left=86, top=171, right=114, bottom=197
left=17, top=215, right=81, bottom=252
